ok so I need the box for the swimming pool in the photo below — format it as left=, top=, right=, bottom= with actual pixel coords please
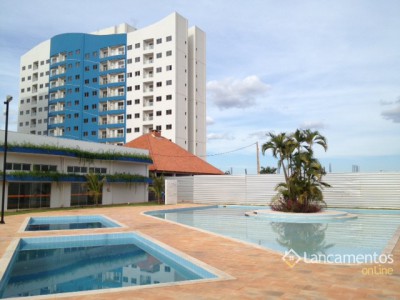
left=22, top=215, right=122, bottom=231
left=0, top=232, right=222, bottom=298
left=146, top=206, right=400, bottom=263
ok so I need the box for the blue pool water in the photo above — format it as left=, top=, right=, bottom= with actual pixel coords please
left=24, top=215, right=121, bottom=231
left=146, top=206, right=400, bottom=262
left=0, top=233, right=217, bottom=298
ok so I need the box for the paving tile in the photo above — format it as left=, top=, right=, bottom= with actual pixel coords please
left=0, top=204, right=399, bottom=299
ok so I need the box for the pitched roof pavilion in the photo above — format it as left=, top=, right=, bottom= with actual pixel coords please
left=124, top=131, right=224, bottom=175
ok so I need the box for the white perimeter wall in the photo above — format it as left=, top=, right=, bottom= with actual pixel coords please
left=167, top=173, right=400, bottom=209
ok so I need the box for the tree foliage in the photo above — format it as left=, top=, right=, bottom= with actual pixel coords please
left=149, top=174, right=165, bottom=204
left=84, top=172, right=106, bottom=206
left=260, top=166, right=277, bottom=174
left=262, top=129, right=330, bottom=213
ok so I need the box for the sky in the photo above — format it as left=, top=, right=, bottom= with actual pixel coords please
left=0, top=0, right=399, bottom=174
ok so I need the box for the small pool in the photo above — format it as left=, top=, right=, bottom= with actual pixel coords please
left=0, top=232, right=220, bottom=298
left=23, top=215, right=121, bottom=231
left=146, top=206, right=400, bottom=263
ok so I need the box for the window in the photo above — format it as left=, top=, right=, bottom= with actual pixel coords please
left=135, top=57, right=140, bottom=62
left=93, top=64, right=98, bottom=70
left=74, top=100, right=79, bottom=105
left=92, top=78, right=97, bottom=83
left=166, top=80, right=172, bottom=85
left=166, top=109, right=172, bottom=115
left=134, top=113, right=139, bottom=118
left=91, top=131, right=96, bottom=136
left=166, top=65, right=172, bottom=71
left=85, top=53, right=90, bottom=59
left=93, top=51, right=98, bottom=57
left=84, top=118, right=88, bottom=123
left=127, top=128, right=132, bottom=133
left=156, top=125, right=162, bottom=131
left=166, top=94, right=172, bottom=100
left=75, top=75, right=80, bottom=80
left=74, top=113, right=79, bottom=118
left=127, top=100, right=132, bottom=105
left=85, top=66, right=90, bottom=71
left=75, top=62, right=80, bottom=67
left=134, top=127, right=140, bottom=132
left=75, top=87, right=80, bottom=92
left=22, top=66, right=26, bottom=71
left=84, top=105, right=89, bottom=110
left=166, top=50, right=172, bottom=56
left=166, top=124, right=172, bottom=130
left=85, top=79, right=89, bottom=84
left=156, top=96, right=162, bottom=101
left=135, top=43, right=140, bottom=49
left=156, top=111, right=162, bottom=116
left=83, top=132, right=88, bottom=137
left=127, top=58, right=132, bottom=64
left=135, top=85, right=140, bottom=90
left=135, top=99, right=140, bottom=104
left=33, top=164, right=57, bottom=172
left=156, top=38, right=162, bottom=44
left=76, top=49, right=80, bottom=55
left=73, top=126, right=78, bottom=131
left=92, top=104, right=97, bottom=109
left=135, top=71, right=140, bottom=77
left=127, top=86, right=132, bottom=92
left=92, top=91, right=97, bottom=96
left=20, top=111, right=23, bottom=115
left=127, top=45, right=132, bottom=50
left=156, top=67, right=162, bottom=73
left=156, top=53, right=162, bottom=58
left=84, top=92, right=89, bottom=98
left=7, top=182, right=51, bottom=210
left=156, top=82, right=162, bottom=87
left=127, top=114, right=132, bottom=119
left=92, top=117, right=97, bottom=122
left=127, top=72, right=132, bottom=78
left=166, top=35, right=172, bottom=42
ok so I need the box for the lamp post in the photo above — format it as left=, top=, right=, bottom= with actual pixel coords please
left=1, top=95, right=12, bottom=224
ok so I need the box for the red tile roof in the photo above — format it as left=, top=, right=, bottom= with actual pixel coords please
left=124, top=132, right=224, bottom=175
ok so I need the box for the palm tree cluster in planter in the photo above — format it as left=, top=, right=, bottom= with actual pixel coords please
left=262, top=129, right=330, bottom=213
left=84, top=172, right=106, bottom=206
left=149, top=174, right=165, bottom=204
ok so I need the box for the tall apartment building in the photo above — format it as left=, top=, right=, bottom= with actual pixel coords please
left=17, top=13, right=206, bottom=157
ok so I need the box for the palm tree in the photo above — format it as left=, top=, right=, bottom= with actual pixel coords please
left=149, top=174, right=165, bottom=204
left=84, top=172, right=106, bottom=206
left=262, top=132, right=292, bottom=185
left=263, top=129, right=330, bottom=213
left=260, top=166, right=277, bottom=174
left=303, top=129, right=328, bottom=153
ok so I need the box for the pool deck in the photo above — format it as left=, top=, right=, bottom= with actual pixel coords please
left=1, top=204, right=400, bottom=299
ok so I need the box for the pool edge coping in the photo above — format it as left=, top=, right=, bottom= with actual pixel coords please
left=17, top=214, right=127, bottom=233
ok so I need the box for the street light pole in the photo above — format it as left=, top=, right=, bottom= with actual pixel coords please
left=1, top=95, right=12, bottom=224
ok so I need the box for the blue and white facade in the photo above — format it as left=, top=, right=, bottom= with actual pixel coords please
left=18, top=13, right=206, bottom=157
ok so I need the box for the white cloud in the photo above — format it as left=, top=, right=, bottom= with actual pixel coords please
left=206, top=116, right=215, bottom=125
left=381, top=97, right=400, bottom=123
left=382, top=105, right=400, bottom=123
left=299, top=121, right=326, bottom=130
left=207, top=75, right=270, bottom=109
left=207, top=132, right=235, bottom=141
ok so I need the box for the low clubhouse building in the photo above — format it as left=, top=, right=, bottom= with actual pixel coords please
left=0, top=130, right=152, bottom=211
